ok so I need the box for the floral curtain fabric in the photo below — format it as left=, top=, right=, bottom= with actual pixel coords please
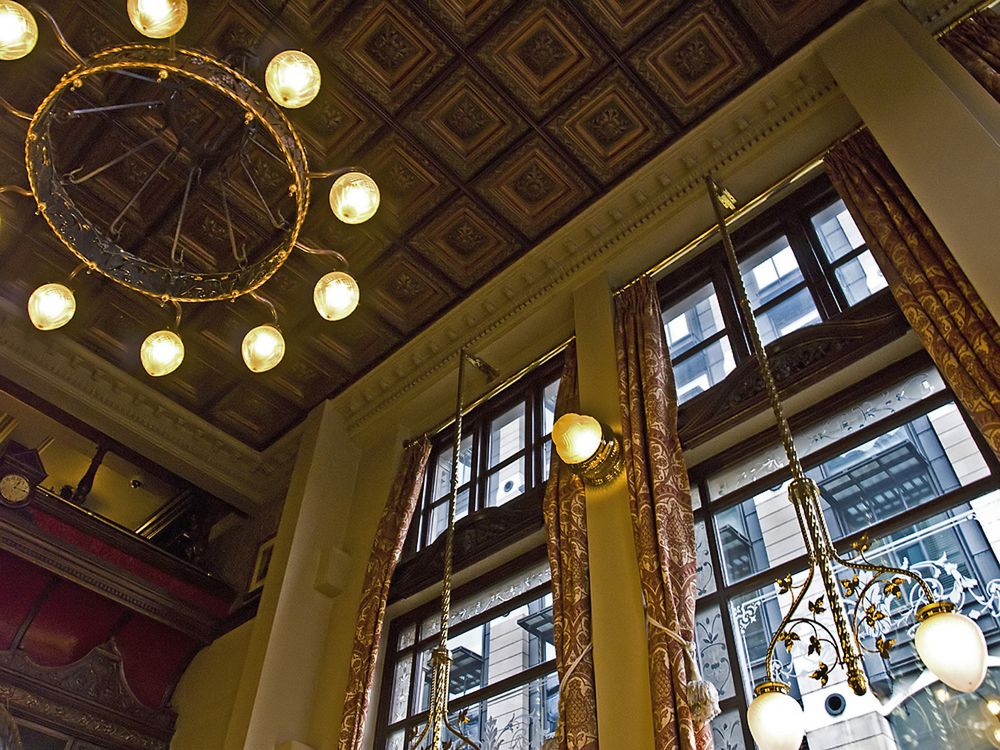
left=825, top=130, right=1000, bottom=459
left=543, top=342, right=600, bottom=750
left=337, top=438, right=432, bottom=750
left=941, top=9, right=1000, bottom=102
left=614, top=278, right=711, bottom=750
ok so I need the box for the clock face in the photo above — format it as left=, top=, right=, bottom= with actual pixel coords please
left=0, top=473, right=31, bottom=506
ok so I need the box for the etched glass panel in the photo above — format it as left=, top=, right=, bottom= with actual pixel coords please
left=389, top=657, right=412, bottom=722
left=398, top=623, right=416, bottom=650
left=695, top=603, right=735, bottom=700
left=710, top=709, right=746, bottom=750
left=694, top=520, right=717, bottom=597
left=385, top=730, right=405, bottom=750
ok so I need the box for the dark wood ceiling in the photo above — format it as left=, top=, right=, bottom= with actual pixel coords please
left=0, top=0, right=856, bottom=450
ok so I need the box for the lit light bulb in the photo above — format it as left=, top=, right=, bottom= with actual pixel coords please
left=27, top=283, right=76, bottom=330
left=140, top=330, right=184, bottom=377
left=242, top=324, right=285, bottom=373
left=127, top=0, right=187, bottom=39
left=265, top=50, right=320, bottom=109
left=329, top=172, right=380, bottom=224
left=915, top=606, right=987, bottom=692
left=0, top=1, right=38, bottom=60
left=747, top=686, right=805, bottom=750
left=313, top=271, right=359, bottom=321
left=552, top=413, right=603, bottom=465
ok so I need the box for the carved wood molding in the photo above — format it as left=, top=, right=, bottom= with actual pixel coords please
left=676, top=289, right=909, bottom=448
left=0, top=509, right=220, bottom=643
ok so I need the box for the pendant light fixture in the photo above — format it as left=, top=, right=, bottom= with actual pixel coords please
left=126, top=0, right=187, bottom=39
left=0, top=0, right=37, bottom=60
left=140, top=303, right=185, bottom=377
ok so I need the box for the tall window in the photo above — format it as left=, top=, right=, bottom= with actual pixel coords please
left=690, top=360, right=1000, bottom=749
left=376, top=555, right=557, bottom=750
left=659, top=174, right=888, bottom=404
left=411, top=365, right=560, bottom=551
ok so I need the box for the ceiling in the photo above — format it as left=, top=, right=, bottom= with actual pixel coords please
left=0, top=0, right=859, bottom=450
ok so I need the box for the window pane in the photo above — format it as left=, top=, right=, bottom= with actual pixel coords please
left=385, top=729, right=405, bottom=750
left=489, top=403, right=525, bottom=467
left=675, top=337, right=736, bottom=404
left=442, top=673, right=557, bottom=749
left=695, top=520, right=717, bottom=597
left=809, top=403, right=987, bottom=539
left=542, top=441, right=552, bottom=482
left=754, top=286, right=820, bottom=345
left=389, top=656, right=412, bottom=722
left=662, top=282, right=727, bottom=358
left=542, top=379, right=559, bottom=436
left=695, top=603, right=736, bottom=700
left=707, top=366, right=947, bottom=500
left=715, top=486, right=802, bottom=586
left=427, top=488, right=469, bottom=545
left=833, top=249, right=887, bottom=305
left=740, top=236, right=804, bottom=309
left=887, top=668, right=1000, bottom=749
left=730, top=576, right=803, bottom=698
left=811, top=199, right=866, bottom=263
left=486, top=457, right=526, bottom=507
left=431, top=436, right=473, bottom=501
left=710, top=709, right=746, bottom=750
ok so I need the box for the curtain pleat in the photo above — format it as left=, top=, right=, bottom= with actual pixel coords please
left=543, top=342, right=600, bottom=750
left=337, top=438, right=432, bottom=750
left=614, top=278, right=711, bottom=750
left=941, top=9, right=1000, bottom=102
left=825, top=130, right=1000, bottom=459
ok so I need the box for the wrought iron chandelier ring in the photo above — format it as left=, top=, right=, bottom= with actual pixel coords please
left=25, top=43, right=309, bottom=303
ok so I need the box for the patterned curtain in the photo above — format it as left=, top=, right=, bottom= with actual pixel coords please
left=941, top=9, right=1000, bottom=102
left=825, top=130, right=1000, bottom=459
left=338, top=438, right=432, bottom=750
left=614, top=278, right=711, bottom=750
left=543, top=342, right=599, bottom=750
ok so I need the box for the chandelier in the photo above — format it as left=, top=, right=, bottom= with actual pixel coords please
left=412, top=348, right=497, bottom=750
left=0, top=0, right=379, bottom=376
left=703, top=177, right=989, bottom=750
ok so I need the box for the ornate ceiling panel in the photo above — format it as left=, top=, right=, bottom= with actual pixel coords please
left=0, top=0, right=860, bottom=450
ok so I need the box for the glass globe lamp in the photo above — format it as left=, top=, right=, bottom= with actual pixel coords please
left=265, top=50, right=321, bottom=109
left=0, top=1, right=38, bottom=61
left=329, top=171, right=379, bottom=224
left=140, top=330, right=184, bottom=377
left=127, top=0, right=187, bottom=39
left=747, top=684, right=805, bottom=750
left=242, top=324, right=285, bottom=373
left=552, top=413, right=603, bottom=465
left=915, top=602, right=987, bottom=692
left=27, top=283, right=76, bottom=330
left=313, top=271, right=359, bottom=321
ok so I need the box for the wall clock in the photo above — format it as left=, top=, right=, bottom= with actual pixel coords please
left=0, top=442, right=47, bottom=508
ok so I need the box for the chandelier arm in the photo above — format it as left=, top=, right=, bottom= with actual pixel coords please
left=837, top=551, right=938, bottom=604
left=308, top=166, right=366, bottom=180
left=170, top=301, right=182, bottom=331
left=0, top=185, right=32, bottom=197
left=65, top=132, right=163, bottom=185
left=0, top=96, right=31, bottom=121
left=65, top=99, right=164, bottom=119
left=239, top=155, right=287, bottom=230
left=170, top=166, right=199, bottom=267
left=110, top=146, right=179, bottom=237
left=706, top=176, right=805, bottom=482
left=218, top=172, right=247, bottom=267
left=764, top=555, right=817, bottom=684
left=27, top=4, right=84, bottom=64
left=294, top=241, right=349, bottom=270
left=850, top=575, right=905, bottom=657
left=248, top=291, right=279, bottom=326
left=443, top=715, right=481, bottom=749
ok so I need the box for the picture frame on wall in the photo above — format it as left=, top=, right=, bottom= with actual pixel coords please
left=248, top=536, right=276, bottom=593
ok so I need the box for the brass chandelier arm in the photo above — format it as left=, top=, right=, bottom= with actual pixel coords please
left=27, top=3, right=84, bottom=64
left=294, top=241, right=349, bottom=270
left=0, top=95, right=31, bottom=121
left=837, top=547, right=938, bottom=607
left=248, top=291, right=280, bottom=326
left=0, top=185, right=32, bottom=197
left=763, top=555, right=818, bottom=684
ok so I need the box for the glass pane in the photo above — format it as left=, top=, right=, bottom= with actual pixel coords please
left=754, top=287, right=820, bottom=345
left=542, top=379, right=559, bottom=436
left=674, top=337, right=736, bottom=404
left=834, top=249, right=887, bottom=305
left=438, top=673, right=557, bottom=750
left=691, top=481, right=702, bottom=511
left=662, top=282, right=727, bottom=358
left=740, top=236, right=804, bottom=308
left=427, top=488, right=469, bottom=545
left=385, top=730, right=405, bottom=750
left=809, top=403, right=987, bottom=539
left=398, top=623, right=416, bottom=650
left=730, top=576, right=803, bottom=699
left=489, top=403, right=525, bottom=467
left=430, top=435, right=473, bottom=501
left=422, top=559, right=551, bottom=639
left=695, top=603, right=735, bottom=700
left=389, top=656, right=412, bottom=722
left=542, top=441, right=552, bottom=482
left=710, top=709, right=746, bottom=750
left=486, top=457, right=526, bottom=507
left=811, top=199, right=866, bottom=262
left=707, top=366, right=946, bottom=500
left=694, top=520, right=717, bottom=597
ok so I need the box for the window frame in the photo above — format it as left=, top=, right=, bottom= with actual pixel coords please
left=688, top=352, right=1000, bottom=748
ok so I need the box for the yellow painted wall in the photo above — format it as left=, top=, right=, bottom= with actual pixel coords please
left=171, top=620, right=254, bottom=750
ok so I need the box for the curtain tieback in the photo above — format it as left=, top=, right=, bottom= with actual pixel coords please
left=647, top=615, right=721, bottom=728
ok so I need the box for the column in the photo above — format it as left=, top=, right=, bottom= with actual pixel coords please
left=225, top=400, right=360, bottom=750
left=572, top=274, right=656, bottom=750
left=820, top=0, right=1000, bottom=319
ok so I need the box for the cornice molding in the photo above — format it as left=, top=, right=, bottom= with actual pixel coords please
left=0, top=303, right=298, bottom=507
left=337, top=55, right=845, bottom=432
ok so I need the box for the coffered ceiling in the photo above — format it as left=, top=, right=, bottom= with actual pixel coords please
left=0, top=0, right=859, bottom=450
